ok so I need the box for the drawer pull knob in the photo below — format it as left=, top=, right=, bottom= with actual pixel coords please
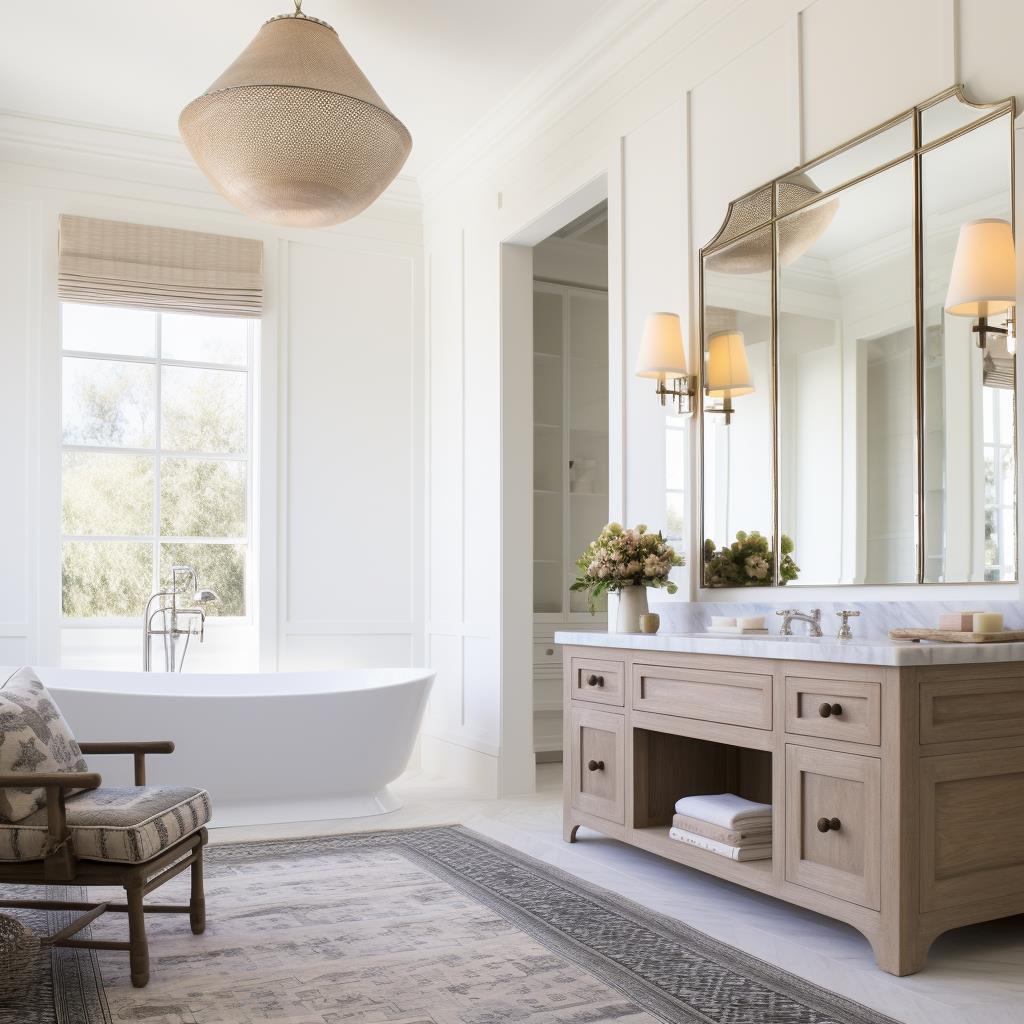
left=587, top=759, right=605, bottom=772
left=586, top=674, right=604, bottom=688
left=818, top=702, right=843, bottom=718
left=545, top=648, right=554, bottom=656
left=816, top=816, right=842, bottom=833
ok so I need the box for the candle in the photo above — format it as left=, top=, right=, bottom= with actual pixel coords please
left=640, top=613, right=660, bottom=634
left=973, top=612, right=1004, bottom=634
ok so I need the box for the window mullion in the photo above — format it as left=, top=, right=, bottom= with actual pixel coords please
left=153, top=313, right=163, bottom=596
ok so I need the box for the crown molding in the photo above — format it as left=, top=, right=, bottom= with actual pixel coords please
left=0, top=110, right=422, bottom=212
left=417, top=0, right=690, bottom=202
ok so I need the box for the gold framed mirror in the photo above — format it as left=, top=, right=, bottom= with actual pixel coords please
left=699, top=85, right=1016, bottom=588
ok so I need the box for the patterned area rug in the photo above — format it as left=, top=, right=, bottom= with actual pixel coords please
left=5, top=825, right=898, bottom=1024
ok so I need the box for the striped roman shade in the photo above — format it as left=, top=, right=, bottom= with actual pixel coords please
left=58, top=215, right=263, bottom=318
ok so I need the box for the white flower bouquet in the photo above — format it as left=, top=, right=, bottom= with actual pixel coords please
left=571, top=522, right=684, bottom=613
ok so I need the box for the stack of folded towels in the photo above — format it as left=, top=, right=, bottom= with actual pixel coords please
left=669, top=793, right=773, bottom=862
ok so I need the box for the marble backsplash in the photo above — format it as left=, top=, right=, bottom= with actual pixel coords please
left=647, top=599, right=1024, bottom=640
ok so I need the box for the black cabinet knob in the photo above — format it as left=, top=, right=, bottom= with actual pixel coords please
left=816, top=816, right=842, bottom=833
left=587, top=759, right=605, bottom=772
left=586, top=674, right=604, bottom=688
left=818, top=702, right=843, bottom=718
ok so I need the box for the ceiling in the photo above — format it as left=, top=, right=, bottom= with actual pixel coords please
left=0, top=0, right=613, bottom=179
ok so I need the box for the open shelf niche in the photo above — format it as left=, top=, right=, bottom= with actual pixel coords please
left=631, top=729, right=775, bottom=884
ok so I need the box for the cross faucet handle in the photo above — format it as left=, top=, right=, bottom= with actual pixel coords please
left=836, top=609, right=860, bottom=640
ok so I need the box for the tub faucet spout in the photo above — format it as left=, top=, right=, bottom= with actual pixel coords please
left=142, top=566, right=218, bottom=672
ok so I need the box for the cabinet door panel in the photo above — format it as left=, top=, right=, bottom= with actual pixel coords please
left=785, top=744, right=881, bottom=910
left=569, top=706, right=625, bottom=824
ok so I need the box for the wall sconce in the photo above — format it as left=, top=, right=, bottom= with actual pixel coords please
left=635, top=312, right=694, bottom=415
left=945, top=218, right=1016, bottom=351
left=704, top=330, right=754, bottom=426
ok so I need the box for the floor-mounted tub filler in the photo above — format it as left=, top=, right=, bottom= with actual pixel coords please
left=22, top=666, right=434, bottom=826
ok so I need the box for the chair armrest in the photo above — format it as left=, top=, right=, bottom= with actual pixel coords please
left=78, top=741, right=175, bottom=755
left=78, top=740, right=174, bottom=785
left=0, top=771, right=102, bottom=790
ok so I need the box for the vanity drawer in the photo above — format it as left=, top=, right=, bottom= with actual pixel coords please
left=632, top=662, right=773, bottom=730
left=569, top=657, right=625, bottom=707
left=569, top=706, right=625, bottom=824
left=785, top=745, right=881, bottom=910
left=785, top=675, right=881, bottom=746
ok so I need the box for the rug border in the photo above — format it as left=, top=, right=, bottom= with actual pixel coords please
left=204, top=823, right=901, bottom=1024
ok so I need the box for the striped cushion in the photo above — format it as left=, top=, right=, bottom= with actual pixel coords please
left=0, top=786, right=211, bottom=864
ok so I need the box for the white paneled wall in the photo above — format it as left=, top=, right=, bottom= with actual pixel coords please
left=0, top=117, right=423, bottom=677
left=422, top=0, right=1024, bottom=793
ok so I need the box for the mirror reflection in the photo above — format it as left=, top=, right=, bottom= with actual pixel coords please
left=777, top=160, right=917, bottom=585
left=702, top=228, right=774, bottom=587
left=923, top=113, right=1015, bottom=581
left=699, top=88, right=1016, bottom=588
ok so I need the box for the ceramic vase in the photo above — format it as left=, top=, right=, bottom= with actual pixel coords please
left=615, top=585, right=649, bottom=633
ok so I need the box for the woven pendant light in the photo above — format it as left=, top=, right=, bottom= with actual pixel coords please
left=179, top=2, right=412, bottom=228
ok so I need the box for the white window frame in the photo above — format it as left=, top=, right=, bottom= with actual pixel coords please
left=983, top=385, right=1016, bottom=583
left=59, top=306, right=257, bottom=628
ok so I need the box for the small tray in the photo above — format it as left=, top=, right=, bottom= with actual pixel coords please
left=889, top=628, right=1024, bottom=644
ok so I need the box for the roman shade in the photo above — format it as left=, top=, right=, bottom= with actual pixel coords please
left=58, top=215, right=263, bottom=318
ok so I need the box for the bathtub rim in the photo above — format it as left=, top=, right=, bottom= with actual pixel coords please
left=4, top=665, right=436, bottom=700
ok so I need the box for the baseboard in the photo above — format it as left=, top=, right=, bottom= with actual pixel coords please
left=420, top=734, right=499, bottom=797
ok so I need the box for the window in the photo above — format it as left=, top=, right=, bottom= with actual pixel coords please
left=665, top=416, right=687, bottom=543
left=60, top=303, right=255, bottom=620
left=983, top=385, right=1015, bottom=582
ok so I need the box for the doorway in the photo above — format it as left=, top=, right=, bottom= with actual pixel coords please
left=499, top=174, right=613, bottom=797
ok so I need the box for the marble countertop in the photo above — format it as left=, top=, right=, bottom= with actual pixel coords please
left=553, top=630, right=1024, bottom=667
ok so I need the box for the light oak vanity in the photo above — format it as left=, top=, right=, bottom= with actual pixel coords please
left=556, top=631, right=1024, bottom=975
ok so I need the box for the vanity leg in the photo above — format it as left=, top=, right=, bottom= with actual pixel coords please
left=564, top=822, right=580, bottom=843
left=870, top=932, right=929, bottom=977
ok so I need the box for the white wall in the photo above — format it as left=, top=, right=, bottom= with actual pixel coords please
left=0, top=115, right=424, bottom=675
left=419, top=0, right=1024, bottom=793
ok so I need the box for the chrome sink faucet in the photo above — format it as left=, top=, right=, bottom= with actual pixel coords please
left=143, top=565, right=219, bottom=672
left=776, top=608, right=823, bottom=637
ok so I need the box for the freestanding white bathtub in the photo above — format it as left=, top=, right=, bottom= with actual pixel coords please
left=25, top=666, right=434, bottom=827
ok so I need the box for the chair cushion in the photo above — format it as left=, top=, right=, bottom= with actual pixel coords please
left=0, top=667, right=89, bottom=823
left=0, top=786, right=211, bottom=864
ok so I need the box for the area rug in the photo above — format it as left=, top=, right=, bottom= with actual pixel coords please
left=5, top=824, right=898, bottom=1024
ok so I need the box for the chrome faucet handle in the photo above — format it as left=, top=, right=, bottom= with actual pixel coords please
left=836, top=609, right=860, bottom=640
left=776, top=609, right=793, bottom=635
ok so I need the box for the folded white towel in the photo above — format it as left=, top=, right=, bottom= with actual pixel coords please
left=705, top=626, right=769, bottom=635
left=709, top=616, right=736, bottom=627
left=669, top=827, right=772, bottom=862
left=674, top=793, right=772, bottom=829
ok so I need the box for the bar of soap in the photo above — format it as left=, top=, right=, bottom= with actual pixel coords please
left=938, top=612, right=977, bottom=631
left=710, top=616, right=736, bottom=627
left=738, top=616, right=765, bottom=630
left=973, top=612, right=1004, bottom=633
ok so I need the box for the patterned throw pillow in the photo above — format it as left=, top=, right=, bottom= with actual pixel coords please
left=0, top=667, right=89, bottom=823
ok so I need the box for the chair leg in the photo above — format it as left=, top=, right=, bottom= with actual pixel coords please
left=126, top=883, right=150, bottom=988
left=189, top=841, right=206, bottom=935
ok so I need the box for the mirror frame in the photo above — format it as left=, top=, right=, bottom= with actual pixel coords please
left=698, top=84, right=1017, bottom=588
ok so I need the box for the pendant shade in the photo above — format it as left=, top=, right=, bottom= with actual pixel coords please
left=705, top=330, right=754, bottom=398
left=944, top=218, right=1017, bottom=317
left=179, top=11, right=412, bottom=228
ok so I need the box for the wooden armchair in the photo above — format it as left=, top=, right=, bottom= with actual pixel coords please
left=0, top=740, right=209, bottom=989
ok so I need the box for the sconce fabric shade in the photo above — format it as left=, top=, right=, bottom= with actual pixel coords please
left=635, top=313, right=687, bottom=380
left=705, top=330, right=754, bottom=398
left=179, top=11, right=412, bottom=228
left=945, top=218, right=1017, bottom=317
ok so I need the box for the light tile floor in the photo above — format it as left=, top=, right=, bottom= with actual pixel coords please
left=212, top=765, right=1024, bottom=1024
